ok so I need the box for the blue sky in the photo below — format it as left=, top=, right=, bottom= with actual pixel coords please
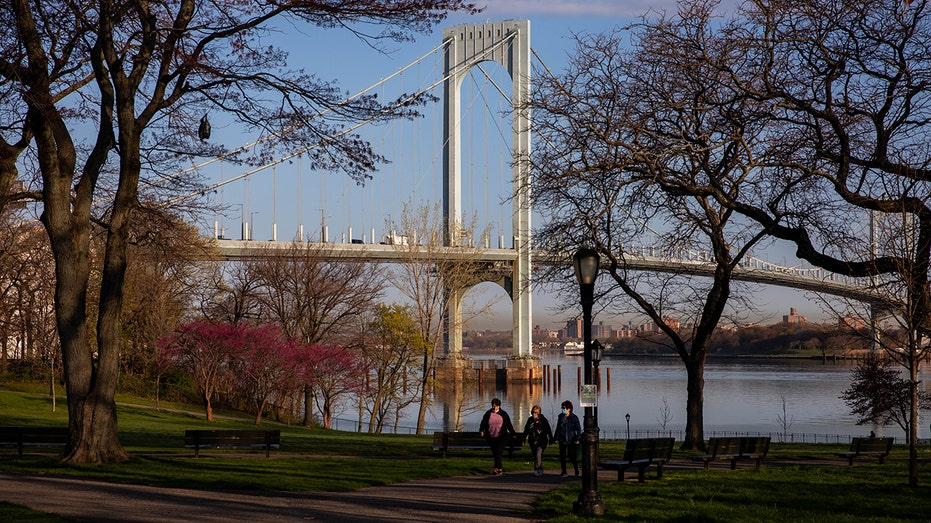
left=197, top=0, right=832, bottom=332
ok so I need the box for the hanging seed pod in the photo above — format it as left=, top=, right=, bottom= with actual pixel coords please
left=198, top=114, right=211, bottom=141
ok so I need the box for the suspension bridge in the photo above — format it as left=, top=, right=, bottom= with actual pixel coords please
left=166, top=20, right=885, bottom=382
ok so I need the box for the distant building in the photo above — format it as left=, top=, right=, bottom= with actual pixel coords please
left=840, top=316, right=865, bottom=330
left=783, top=307, right=807, bottom=324
left=565, top=318, right=583, bottom=338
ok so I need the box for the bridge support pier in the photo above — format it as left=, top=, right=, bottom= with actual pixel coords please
left=434, top=354, right=542, bottom=385
left=504, top=355, right=542, bottom=384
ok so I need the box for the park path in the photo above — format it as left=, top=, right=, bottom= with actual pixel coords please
left=0, top=458, right=848, bottom=522
left=0, top=469, right=581, bottom=522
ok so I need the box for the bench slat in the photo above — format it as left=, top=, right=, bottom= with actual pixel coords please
left=0, top=427, right=69, bottom=457
left=692, top=436, right=771, bottom=470
left=184, top=430, right=281, bottom=458
left=430, top=431, right=522, bottom=458
left=836, top=437, right=893, bottom=465
left=600, top=437, right=674, bottom=482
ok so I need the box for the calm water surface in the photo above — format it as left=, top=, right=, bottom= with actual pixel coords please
left=393, top=354, right=930, bottom=440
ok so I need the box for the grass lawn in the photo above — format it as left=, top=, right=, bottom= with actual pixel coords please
left=2, top=387, right=930, bottom=521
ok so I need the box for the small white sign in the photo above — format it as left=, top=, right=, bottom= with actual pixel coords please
left=579, top=384, right=598, bottom=407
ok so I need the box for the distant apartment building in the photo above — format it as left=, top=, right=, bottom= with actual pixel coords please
left=565, top=318, right=583, bottom=339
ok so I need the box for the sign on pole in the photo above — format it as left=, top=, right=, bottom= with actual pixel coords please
left=580, top=384, right=598, bottom=407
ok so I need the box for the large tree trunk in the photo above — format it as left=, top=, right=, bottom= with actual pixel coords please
left=682, top=357, right=706, bottom=451
left=908, top=357, right=919, bottom=487
left=46, top=177, right=129, bottom=464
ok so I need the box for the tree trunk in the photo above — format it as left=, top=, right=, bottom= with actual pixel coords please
left=59, top=387, right=127, bottom=463
left=45, top=161, right=129, bottom=463
left=415, top=351, right=432, bottom=434
left=303, top=385, right=314, bottom=426
left=682, top=357, right=706, bottom=451
left=202, top=390, right=214, bottom=422
left=254, top=399, right=266, bottom=425
left=908, top=357, right=919, bottom=487
left=322, top=400, right=332, bottom=429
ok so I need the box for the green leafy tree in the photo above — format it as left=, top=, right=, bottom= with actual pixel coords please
left=841, top=352, right=931, bottom=440
left=358, top=304, right=427, bottom=433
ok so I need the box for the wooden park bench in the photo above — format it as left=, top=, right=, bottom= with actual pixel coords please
left=836, top=437, right=893, bottom=465
left=692, top=436, right=771, bottom=470
left=431, top=431, right=523, bottom=458
left=0, top=427, right=69, bottom=457
left=184, top=429, right=281, bottom=458
left=599, top=437, right=675, bottom=482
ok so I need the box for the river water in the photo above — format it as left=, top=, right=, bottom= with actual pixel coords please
left=368, top=353, right=930, bottom=442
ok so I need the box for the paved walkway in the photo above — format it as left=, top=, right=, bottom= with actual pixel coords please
left=0, top=458, right=847, bottom=522
left=0, top=469, right=583, bottom=522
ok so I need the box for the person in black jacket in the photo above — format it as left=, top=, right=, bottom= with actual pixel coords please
left=553, top=399, right=582, bottom=477
left=479, top=398, right=515, bottom=475
left=523, top=404, right=553, bottom=476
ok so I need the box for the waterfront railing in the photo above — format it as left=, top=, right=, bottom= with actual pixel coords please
left=326, top=417, right=907, bottom=444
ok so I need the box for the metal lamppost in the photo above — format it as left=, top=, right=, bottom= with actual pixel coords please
left=573, top=247, right=605, bottom=516
left=625, top=413, right=631, bottom=440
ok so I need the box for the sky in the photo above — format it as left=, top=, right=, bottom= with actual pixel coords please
left=193, top=0, right=837, bottom=332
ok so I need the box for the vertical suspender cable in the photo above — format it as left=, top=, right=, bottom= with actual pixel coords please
left=297, top=156, right=303, bottom=241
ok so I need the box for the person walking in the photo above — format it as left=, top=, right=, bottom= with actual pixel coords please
left=523, top=404, right=553, bottom=477
left=479, top=398, right=515, bottom=475
left=554, top=400, right=582, bottom=477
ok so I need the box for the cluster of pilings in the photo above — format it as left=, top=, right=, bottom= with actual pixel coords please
left=541, top=363, right=611, bottom=394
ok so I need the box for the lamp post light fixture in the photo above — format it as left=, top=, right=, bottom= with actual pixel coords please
left=591, top=340, right=604, bottom=386
left=625, top=413, right=631, bottom=440
left=572, top=246, right=605, bottom=516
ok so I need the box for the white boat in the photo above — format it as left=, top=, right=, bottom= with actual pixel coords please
left=562, top=341, right=584, bottom=356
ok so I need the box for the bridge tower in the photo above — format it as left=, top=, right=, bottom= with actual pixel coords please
left=440, top=20, right=538, bottom=382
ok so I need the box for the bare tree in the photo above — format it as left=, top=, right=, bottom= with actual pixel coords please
left=657, top=396, right=673, bottom=432
left=387, top=202, right=495, bottom=434
left=693, top=0, right=931, bottom=486
left=121, top=208, right=213, bottom=385
left=527, top=2, right=768, bottom=450
left=776, top=395, right=795, bottom=442
left=1, top=0, right=477, bottom=463
left=0, top=216, right=58, bottom=398
left=246, top=242, right=383, bottom=425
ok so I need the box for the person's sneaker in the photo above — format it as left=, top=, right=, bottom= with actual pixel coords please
left=496, top=469, right=504, bottom=475
left=560, top=472, right=568, bottom=477
left=492, top=468, right=500, bottom=475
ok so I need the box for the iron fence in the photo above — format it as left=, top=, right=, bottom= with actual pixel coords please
left=327, top=417, right=907, bottom=444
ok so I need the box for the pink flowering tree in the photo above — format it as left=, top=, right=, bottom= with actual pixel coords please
left=158, top=321, right=244, bottom=421
left=233, top=323, right=304, bottom=425
left=294, top=343, right=365, bottom=429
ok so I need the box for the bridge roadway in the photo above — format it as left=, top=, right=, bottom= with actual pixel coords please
left=211, top=238, right=882, bottom=303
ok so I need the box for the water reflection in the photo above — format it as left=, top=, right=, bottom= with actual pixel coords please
left=421, top=355, right=930, bottom=440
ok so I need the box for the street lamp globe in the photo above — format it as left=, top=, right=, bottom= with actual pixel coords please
left=573, top=246, right=601, bottom=291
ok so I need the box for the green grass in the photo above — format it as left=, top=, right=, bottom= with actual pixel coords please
left=2, top=386, right=931, bottom=521
left=0, top=502, right=72, bottom=522
left=533, top=464, right=931, bottom=522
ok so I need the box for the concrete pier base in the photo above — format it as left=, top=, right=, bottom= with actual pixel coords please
left=434, top=353, right=542, bottom=385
